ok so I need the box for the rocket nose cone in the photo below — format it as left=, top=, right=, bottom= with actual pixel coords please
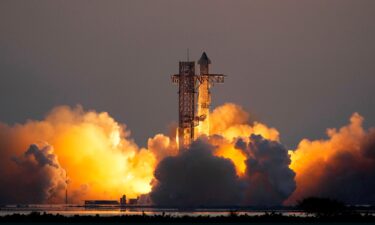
left=198, top=52, right=211, bottom=65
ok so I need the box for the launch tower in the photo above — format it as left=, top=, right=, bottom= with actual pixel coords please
left=172, top=61, right=198, bottom=148
left=172, top=52, right=225, bottom=149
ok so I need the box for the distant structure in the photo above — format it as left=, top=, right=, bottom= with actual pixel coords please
left=65, top=188, right=68, bottom=205
left=128, top=198, right=138, bottom=205
left=84, top=200, right=119, bottom=208
left=65, top=172, right=68, bottom=205
left=120, top=195, right=126, bottom=206
left=137, top=194, right=152, bottom=206
left=172, top=52, right=225, bottom=149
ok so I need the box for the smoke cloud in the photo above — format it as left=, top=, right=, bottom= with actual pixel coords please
left=210, top=103, right=280, bottom=142
left=0, top=105, right=156, bottom=204
left=147, top=134, right=178, bottom=162
left=151, top=104, right=296, bottom=207
left=288, top=113, right=375, bottom=205
left=0, top=143, right=66, bottom=204
left=0, top=103, right=296, bottom=206
left=1, top=102, right=374, bottom=206
left=151, top=139, right=243, bottom=207
left=236, top=135, right=296, bottom=206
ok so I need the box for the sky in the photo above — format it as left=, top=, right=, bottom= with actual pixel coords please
left=0, top=0, right=374, bottom=148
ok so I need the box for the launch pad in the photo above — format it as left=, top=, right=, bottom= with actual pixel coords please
left=172, top=52, right=225, bottom=149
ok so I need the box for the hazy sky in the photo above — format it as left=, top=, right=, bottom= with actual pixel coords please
left=1, top=0, right=374, bottom=148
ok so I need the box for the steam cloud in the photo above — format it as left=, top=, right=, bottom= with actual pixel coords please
left=1, top=103, right=375, bottom=206
left=288, top=113, right=375, bottom=205
left=151, top=139, right=243, bottom=207
left=151, top=134, right=296, bottom=206
left=236, top=135, right=296, bottom=206
left=0, top=143, right=66, bottom=204
left=0, top=105, right=156, bottom=204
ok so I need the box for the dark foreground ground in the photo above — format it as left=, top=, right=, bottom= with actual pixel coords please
left=1, top=212, right=375, bottom=224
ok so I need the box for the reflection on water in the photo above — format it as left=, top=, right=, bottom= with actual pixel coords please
left=0, top=204, right=307, bottom=217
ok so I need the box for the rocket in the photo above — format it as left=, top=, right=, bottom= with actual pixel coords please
left=172, top=52, right=225, bottom=149
left=196, top=52, right=225, bottom=138
left=196, top=52, right=213, bottom=137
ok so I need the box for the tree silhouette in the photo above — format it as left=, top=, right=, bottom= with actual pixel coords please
left=297, top=197, right=347, bottom=217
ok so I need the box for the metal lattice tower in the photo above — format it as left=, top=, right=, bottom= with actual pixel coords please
left=172, top=61, right=198, bottom=149
left=172, top=52, right=225, bottom=149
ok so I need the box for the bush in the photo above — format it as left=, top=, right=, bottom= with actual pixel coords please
left=297, top=197, right=347, bottom=217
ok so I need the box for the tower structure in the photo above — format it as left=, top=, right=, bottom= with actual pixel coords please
left=171, top=52, right=225, bottom=149
left=172, top=61, right=198, bottom=148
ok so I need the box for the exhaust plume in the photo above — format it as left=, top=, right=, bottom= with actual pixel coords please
left=236, top=135, right=296, bottom=206
left=0, top=105, right=156, bottom=203
left=0, top=143, right=66, bottom=204
left=288, top=113, right=375, bottom=205
left=3, top=102, right=373, bottom=206
left=151, top=139, right=243, bottom=207
left=0, top=102, right=295, bottom=205
left=209, top=103, right=280, bottom=142
left=209, top=103, right=281, bottom=176
left=151, top=103, right=296, bottom=206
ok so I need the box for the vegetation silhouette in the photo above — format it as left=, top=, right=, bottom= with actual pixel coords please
left=0, top=210, right=374, bottom=223
left=1, top=197, right=374, bottom=223
left=297, top=197, right=347, bottom=217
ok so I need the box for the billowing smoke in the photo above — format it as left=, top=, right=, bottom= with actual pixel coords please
left=210, top=103, right=280, bottom=142
left=287, top=113, right=375, bottom=205
left=151, top=139, right=243, bottom=207
left=209, top=103, right=281, bottom=177
left=2, top=102, right=374, bottom=206
left=151, top=103, right=296, bottom=207
left=0, top=143, right=66, bottom=204
left=0, top=103, right=296, bottom=206
left=147, top=134, right=178, bottom=162
left=151, top=135, right=296, bottom=207
left=0, top=105, right=156, bottom=204
left=236, top=135, right=296, bottom=206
